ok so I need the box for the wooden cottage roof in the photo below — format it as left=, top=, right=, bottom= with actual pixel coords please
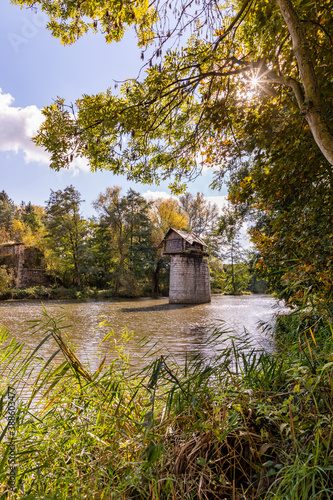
left=161, top=228, right=208, bottom=248
left=168, top=228, right=207, bottom=247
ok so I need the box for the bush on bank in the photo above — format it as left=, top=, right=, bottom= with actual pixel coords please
left=0, top=285, right=262, bottom=302
left=0, top=286, right=150, bottom=302
left=0, top=303, right=332, bottom=499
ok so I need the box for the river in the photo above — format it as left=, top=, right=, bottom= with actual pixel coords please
left=0, top=295, right=285, bottom=372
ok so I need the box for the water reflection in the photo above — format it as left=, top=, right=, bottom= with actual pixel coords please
left=0, top=295, right=285, bottom=371
left=119, top=303, right=195, bottom=313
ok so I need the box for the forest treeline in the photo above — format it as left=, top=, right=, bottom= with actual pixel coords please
left=0, top=187, right=260, bottom=298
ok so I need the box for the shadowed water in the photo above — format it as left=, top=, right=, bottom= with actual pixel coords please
left=0, top=295, right=285, bottom=371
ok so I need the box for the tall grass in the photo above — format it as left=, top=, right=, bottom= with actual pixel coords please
left=0, top=303, right=332, bottom=499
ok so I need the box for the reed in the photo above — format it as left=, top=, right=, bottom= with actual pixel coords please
left=0, top=303, right=332, bottom=499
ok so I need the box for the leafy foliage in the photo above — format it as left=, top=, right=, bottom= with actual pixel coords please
left=12, top=0, right=157, bottom=46
left=15, top=0, right=332, bottom=186
left=45, top=185, right=87, bottom=287
left=0, top=191, right=19, bottom=237
left=0, top=265, right=14, bottom=291
left=217, top=205, right=248, bottom=294
left=227, top=124, right=333, bottom=303
left=93, top=187, right=155, bottom=295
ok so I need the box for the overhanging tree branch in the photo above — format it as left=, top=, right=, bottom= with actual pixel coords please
left=276, top=0, right=333, bottom=165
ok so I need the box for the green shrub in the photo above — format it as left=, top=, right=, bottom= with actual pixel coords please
left=0, top=264, right=14, bottom=291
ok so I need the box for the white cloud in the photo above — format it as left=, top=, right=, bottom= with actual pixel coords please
left=143, top=191, right=229, bottom=213
left=142, top=190, right=177, bottom=202
left=205, top=195, right=228, bottom=213
left=0, top=88, right=48, bottom=164
left=0, top=88, right=89, bottom=173
left=68, top=156, right=91, bottom=174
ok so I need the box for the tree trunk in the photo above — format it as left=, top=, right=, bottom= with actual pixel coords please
left=231, top=247, right=235, bottom=295
left=72, top=244, right=81, bottom=288
left=276, top=0, right=333, bottom=165
left=75, top=260, right=81, bottom=288
left=151, top=271, right=160, bottom=296
left=116, top=254, right=125, bottom=296
left=151, top=261, right=161, bottom=297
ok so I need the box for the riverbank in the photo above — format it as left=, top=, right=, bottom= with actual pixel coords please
left=0, top=285, right=262, bottom=302
left=0, top=303, right=332, bottom=498
left=0, top=285, right=163, bottom=302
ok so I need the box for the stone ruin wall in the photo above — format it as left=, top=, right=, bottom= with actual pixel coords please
left=0, top=243, right=49, bottom=289
left=18, top=268, right=49, bottom=288
left=169, top=254, right=211, bottom=304
left=0, top=243, right=24, bottom=258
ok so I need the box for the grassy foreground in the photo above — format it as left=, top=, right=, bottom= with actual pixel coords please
left=0, top=304, right=332, bottom=499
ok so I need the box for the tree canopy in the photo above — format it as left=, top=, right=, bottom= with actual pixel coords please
left=13, top=0, right=333, bottom=191
left=10, top=0, right=333, bottom=302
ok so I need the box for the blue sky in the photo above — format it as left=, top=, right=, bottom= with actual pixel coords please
left=1, top=2, right=228, bottom=217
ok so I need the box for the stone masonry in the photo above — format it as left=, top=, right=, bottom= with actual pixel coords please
left=169, top=254, right=211, bottom=304
left=0, top=242, right=49, bottom=288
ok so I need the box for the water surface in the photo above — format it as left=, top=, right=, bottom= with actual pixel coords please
left=0, top=295, right=284, bottom=371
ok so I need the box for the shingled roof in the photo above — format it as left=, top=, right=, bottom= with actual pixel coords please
left=164, top=228, right=208, bottom=247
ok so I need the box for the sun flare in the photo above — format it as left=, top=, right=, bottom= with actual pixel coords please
left=250, top=76, right=259, bottom=88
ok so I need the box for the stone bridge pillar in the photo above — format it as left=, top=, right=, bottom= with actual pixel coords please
left=169, top=254, right=211, bottom=304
